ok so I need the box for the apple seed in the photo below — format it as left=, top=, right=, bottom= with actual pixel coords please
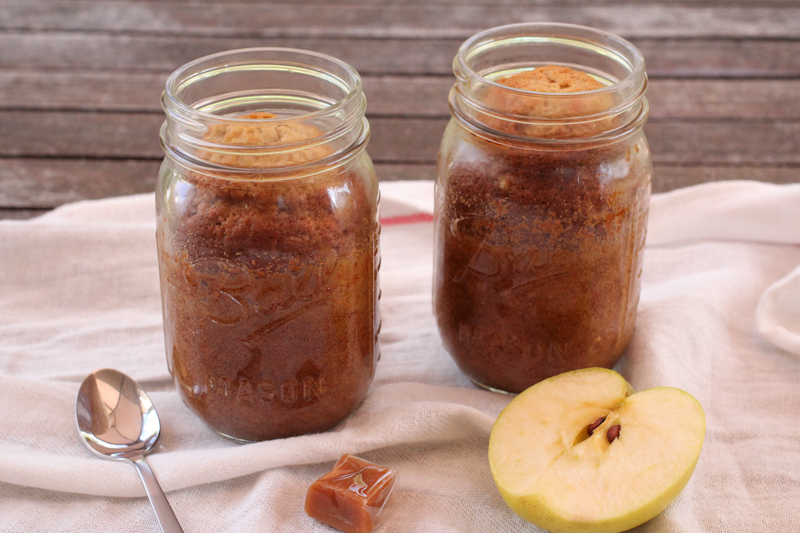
left=587, top=416, right=606, bottom=436
left=607, top=425, right=621, bottom=443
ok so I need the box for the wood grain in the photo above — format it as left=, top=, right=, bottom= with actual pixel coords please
left=0, top=158, right=159, bottom=208
left=1, top=157, right=796, bottom=218
left=4, top=71, right=800, bottom=121
left=2, top=111, right=800, bottom=166
left=0, top=209, right=49, bottom=219
left=3, top=3, right=800, bottom=39
left=4, top=33, right=800, bottom=77
left=1, top=0, right=798, bottom=219
left=18, top=0, right=796, bottom=5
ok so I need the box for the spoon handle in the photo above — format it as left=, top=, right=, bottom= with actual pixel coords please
left=132, top=456, right=185, bottom=533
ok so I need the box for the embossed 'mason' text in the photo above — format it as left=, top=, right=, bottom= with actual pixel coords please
left=206, top=375, right=326, bottom=404
left=458, top=324, right=572, bottom=364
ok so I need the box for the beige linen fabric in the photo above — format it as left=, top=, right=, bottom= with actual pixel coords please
left=757, top=267, right=800, bottom=356
left=0, top=180, right=798, bottom=532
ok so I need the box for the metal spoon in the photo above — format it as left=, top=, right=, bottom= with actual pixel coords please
left=76, top=368, right=184, bottom=533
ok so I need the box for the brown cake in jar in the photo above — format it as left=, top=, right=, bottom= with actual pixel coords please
left=485, top=65, right=614, bottom=139
left=158, top=109, right=379, bottom=441
left=435, top=52, right=651, bottom=393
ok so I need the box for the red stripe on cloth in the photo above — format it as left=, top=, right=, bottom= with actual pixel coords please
left=380, top=213, right=434, bottom=226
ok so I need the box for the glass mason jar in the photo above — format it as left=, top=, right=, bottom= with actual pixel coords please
left=433, top=23, right=651, bottom=393
left=157, top=48, right=380, bottom=441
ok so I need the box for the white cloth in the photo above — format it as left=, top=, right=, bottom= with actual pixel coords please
left=0, top=180, right=799, bottom=532
left=757, top=266, right=800, bottom=356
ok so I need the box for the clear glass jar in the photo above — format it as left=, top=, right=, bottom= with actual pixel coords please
left=157, top=48, right=380, bottom=441
left=433, top=23, right=651, bottom=393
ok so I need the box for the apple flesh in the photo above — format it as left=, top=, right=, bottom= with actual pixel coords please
left=488, top=368, right=705, bottom=533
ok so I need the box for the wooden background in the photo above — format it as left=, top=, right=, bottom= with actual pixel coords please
left=1, top=0, right=799, bottom=219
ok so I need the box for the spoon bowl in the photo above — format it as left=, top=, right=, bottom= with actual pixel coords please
left=77, top=368, right=184, bottom=533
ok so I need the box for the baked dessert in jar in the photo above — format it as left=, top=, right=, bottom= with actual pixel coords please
left=157, top=49, right=380, bottom=441
left=434, top=24, right=652, bottom=393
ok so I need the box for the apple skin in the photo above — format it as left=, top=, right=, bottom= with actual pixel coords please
left=488, top=368, right=705, bottom=533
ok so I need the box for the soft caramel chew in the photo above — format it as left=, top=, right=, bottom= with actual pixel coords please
left=305, top=455, right=397, bottom=533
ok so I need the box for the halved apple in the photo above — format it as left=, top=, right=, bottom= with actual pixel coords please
left=488, top=368, right=705, bottom=533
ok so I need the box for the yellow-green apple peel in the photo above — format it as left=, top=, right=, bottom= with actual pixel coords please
left=488, top=368, right=705, bottom=533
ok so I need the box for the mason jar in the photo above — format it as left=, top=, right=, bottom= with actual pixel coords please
left=433, top=23, right=651, bottom=393
left=157, top=48, right=380, bottom=441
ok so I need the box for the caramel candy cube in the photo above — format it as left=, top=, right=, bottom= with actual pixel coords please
left=305, top=454, right=397, bottom=533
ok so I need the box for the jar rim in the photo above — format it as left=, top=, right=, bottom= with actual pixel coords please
left=160, top=47, right=370, bottom=175
left=450, top=22, right=649, bottom=144
left=455, top=22, right=646, bottom=100
left=163, top=47, right=364, bottom=127
left=160, top=118, right=372, bottom=181
left=449, top=92, right=650, bottom=150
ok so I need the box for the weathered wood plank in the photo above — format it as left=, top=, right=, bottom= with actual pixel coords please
left=374, top=163, right=436, bottom=183
left=0, top=112, right=450, bottom=161
left=0, top=32, right=459, bottom=75
left=0, top=70, right=454, bottom=115
left=373, top=164, right=800, bottom=191
left=4, top=33, right=800, bottom=78
left=0, top=111, right=164, bottom=159
left=653, top=164, right=799, bottom=191
left=3, top=3, right=800, bottom=39
left=647, top=121, right=800, bottom=165
left=374, top=164, right=800, bottom=191
left=11, top=0, right=797, bottom=6
left=0, top=160, right=429, bottom=209
left=3, top=111, right=800, bottom=166
left=17, top=0, right=798, bottom=6
left=0, top=158, right=159, bottom=207
left=645, top=80, right=800, bottom=120
left=0, top=208, right=49, bottom=220
left=0, top=70, right=167, bottom=112
left=1, top=158, right=796, bottom=218
left=3, top=71, right=800, bottom=121
left=0, top=160, right=437, bottom=210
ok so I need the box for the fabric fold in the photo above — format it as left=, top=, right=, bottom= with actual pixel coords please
left=756, top=264, right=800, bottom=356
